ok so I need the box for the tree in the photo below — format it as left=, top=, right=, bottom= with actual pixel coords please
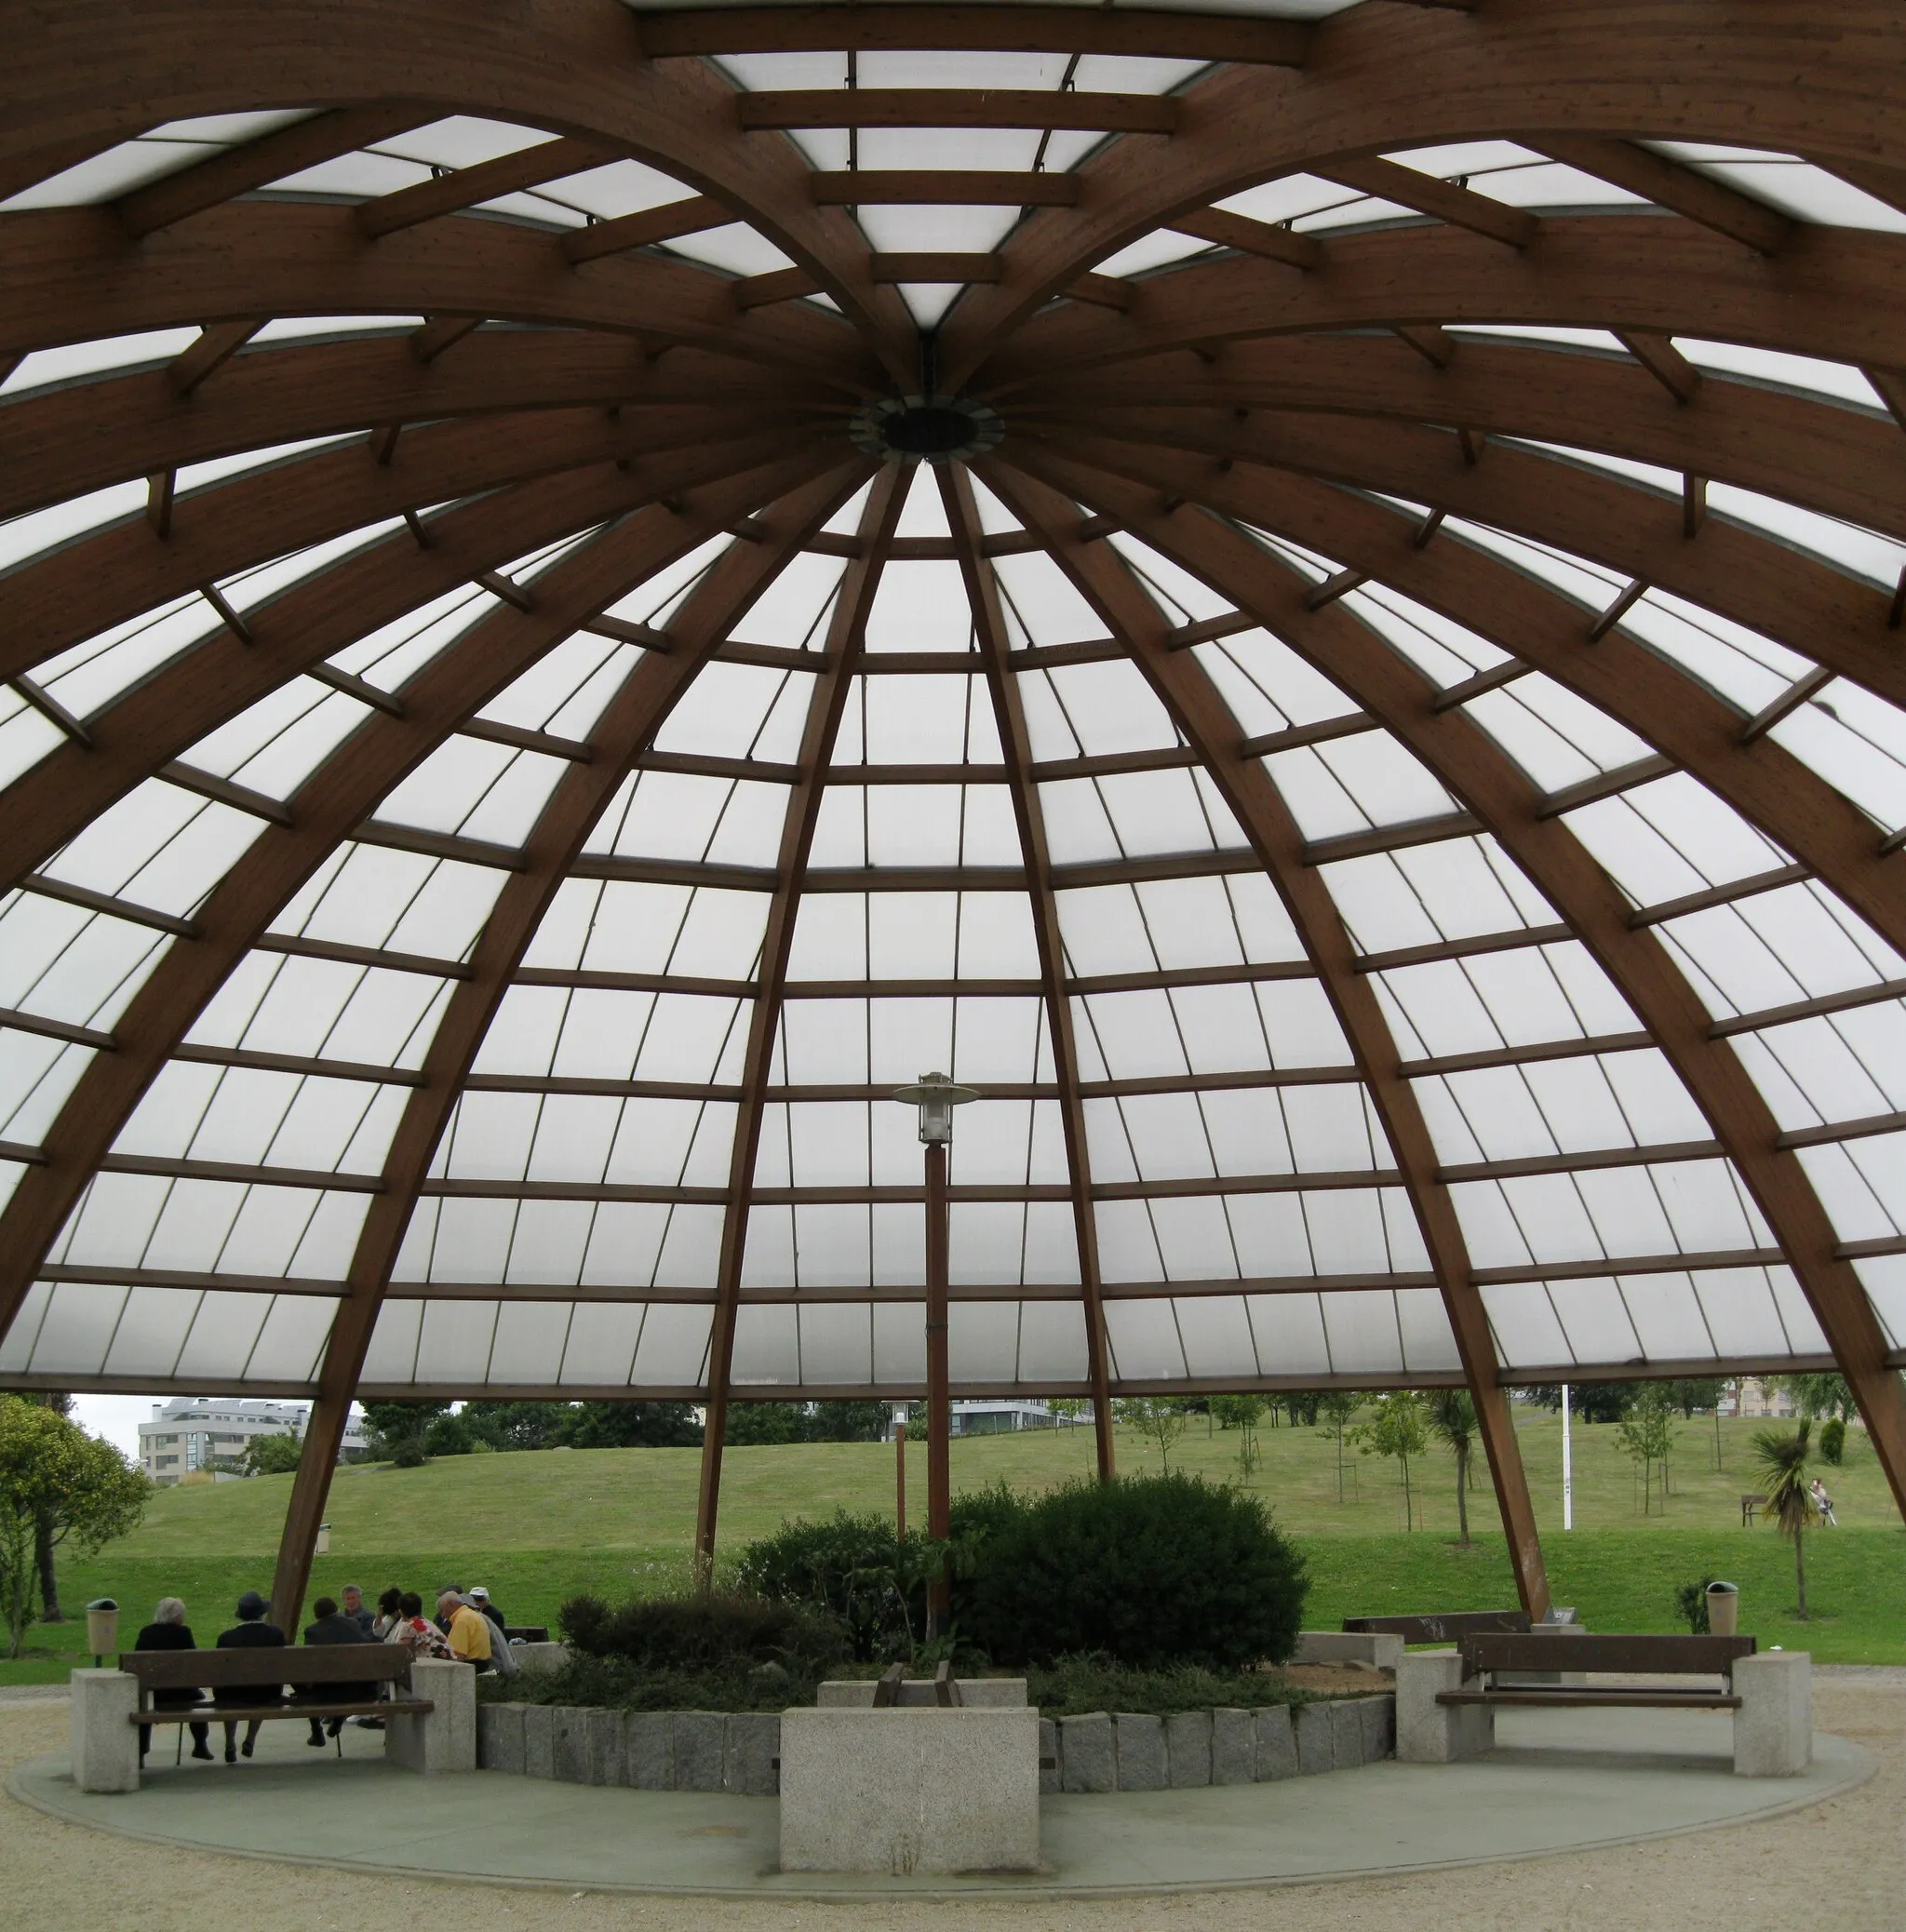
left=463, top=1401, right=571, bottom=1451
left=245, top=1432, right=304, bottom=1476
left=1752, top=1421, right=1815, bottom=1618
left=561, top=1402, right=704, bottom=1448
left=1666, top=1377, right=1725, bottom=1419
left=1211, top=1395, right=1268, bottom=1478
left=0, top=1397, right=149, bottom=1657
left=1314, top=1391, right=1362, bottom=1503
left=803, top=1402, right=890, bottom=1443
left=725, top=1402, right=807, bottom=1445
left=1776, top=1374, right=1856, bottom=1423
left=360, top=1401, right=450, bottom=1457
left=1351, top=1393, right=1428, bottom=1530
left=1527, top=1383, right=1637, bottom=1424
left=1617, top=1389, right=1678, bottom=1513
left=1423, top=1389, right=1478, bottom=1546
left=27, top=1392, right=72, bottom=1621
left=1114, top=1397, right=1193, bottom=1470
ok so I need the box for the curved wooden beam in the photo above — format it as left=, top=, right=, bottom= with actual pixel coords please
left=1018, top=436, right=1906, bottom=965
left=694, top=464, right=904, bottom=1580
left=981, top=455, right=1549, bottom=1617
left=1027, top=415, right=1906, bottom=714
left=943, top=462, right=1117, bottom=1483
left=0, top=451, right=839, bottom=1354
left=0, top=333, right=801, bottom=526
left=1, top=405, right=817, bottom=686
left=272, top=457, right=870, bottom=1630
left=939, top=0, right=1906, bottom=382
left=977, top=220, right=1906, bottom=394
left=0, top=203, right=880, bottom=389
left=1009, top=442, right=1906, bottom=1528
left=0, top=435, right=819, bottom=892
left=0, top=0, right=917, bottom=382
left=1027, top=336, right=1906, bottom=544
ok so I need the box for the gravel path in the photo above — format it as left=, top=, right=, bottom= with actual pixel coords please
left=2, top=1681, right=1899, bottom=1932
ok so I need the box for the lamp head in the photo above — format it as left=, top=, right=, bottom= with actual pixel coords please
left=891, top=1070, right=980, bottom=1145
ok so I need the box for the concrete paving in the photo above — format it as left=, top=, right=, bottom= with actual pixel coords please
left=7, top=1705, right=1872, bottom=1898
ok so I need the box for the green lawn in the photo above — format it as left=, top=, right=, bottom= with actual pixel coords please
left=7, top=1408, right=1900, bottom=1683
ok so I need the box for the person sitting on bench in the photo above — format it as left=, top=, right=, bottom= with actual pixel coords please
left=301, top=1597, right=374, bottom=1747
left=214, top=1590, right=286, bottom=1763
left=438, top=1590, right=494, bottom=1672
left=133, top=1597, right=211, bottom=1764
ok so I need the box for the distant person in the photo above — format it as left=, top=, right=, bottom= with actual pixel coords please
left=133, top=1597, right=211, bottom=1764
left=438, top=1590, right=493, bottom=1672
left=371, top=1587, right=404, bottom=1640
left=301, top=1596, right=372, bottom=1747
left=340, top=1584, right=375, bottom=1637
left=385, top=1590, right=450, bottom=1659
left=467, top=1586, right=505, bottom=1634
left=214, top=1590, right=286, bottom=1763
left=1812, top=1477, right=1838, bottom=1526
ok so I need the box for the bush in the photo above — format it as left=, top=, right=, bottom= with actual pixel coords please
left=1024, top=1656, right=1314, bottom=1719
left=243, top=1433, right=304, bottom=1475
left=390, top=1439, right=427, bottom=1469
left=558, top=1591, right=846, bottom=1676
left=962, top=1472, right=1307, bottom=1670
left=1820, top=1417, right=1846, bottom=1466
left=1674, top=1572, right=1718, bottom=1634
left=423, top=1413, right=475, bottom=1457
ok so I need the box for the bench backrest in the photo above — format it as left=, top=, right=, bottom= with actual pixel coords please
left=120, top=1648, right=414, bottom=1693
left=1458, top=1632, right=1756, bottom=1680
left=1344, top=1610, right=1532, bottom=1643
left=504, top=1625, right=549, bottom=1644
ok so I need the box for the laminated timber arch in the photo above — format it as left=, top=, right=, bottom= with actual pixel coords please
left=2, top=1, right=1905, bottom=1619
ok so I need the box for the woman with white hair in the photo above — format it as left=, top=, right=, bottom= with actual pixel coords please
left=133, top=1597, right=211, bottom=1762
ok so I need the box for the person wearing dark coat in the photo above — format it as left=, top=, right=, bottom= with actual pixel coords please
left=300, top=1597, right=373, bottom=1746
left=340, top=1584, right=375, bottom=1637
left=215, top=1590, right=288, bottom=1763
left=134, top=1598, right=212, bottom=1762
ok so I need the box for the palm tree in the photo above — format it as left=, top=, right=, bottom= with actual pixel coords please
left=1424, top=1389, right=1478, bottom=1546
left=1752, top=1421, right=1813, bottom=1618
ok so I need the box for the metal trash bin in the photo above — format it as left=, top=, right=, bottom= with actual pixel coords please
left=1706, top=1581, right=1739, bottom=1637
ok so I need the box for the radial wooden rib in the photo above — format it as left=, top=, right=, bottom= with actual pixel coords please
left=0, top=451, right=837, bottom=1361
left=0, top=451, right=800, bottom=893
left=1030, top=412, right=1906, bottom=712
left=973, top=220, right=1906, bottom=393
left=0, top=337, right=808, bottom=529
left=561, top=195, right=734, bottom=262
left=0, top=202, right=884, bottom=391
left=693, top=466, right=906, bottom=1579
left=269, top=458, right=869, bottom=1629
left=980, top=458, right=1550, bottom=1619
left=1011, top=444, right=1906, bottom=1530
left=943, top=462, right=1117, bottom=1483
left=1532, top=136, right=1792, bottom=255
left=1017, top=436, right=1906, bottom=960
left=1313, top=156, right=1538, bottom=248
left=1022, top=336, right=1906, bottom=543
left=635, top=5, right=1310, bottom=64
left=933, top=0, right=1906, bottom=384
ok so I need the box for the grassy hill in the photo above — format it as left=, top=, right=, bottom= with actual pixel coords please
left=9, top=1409, right=1902, bottom=1679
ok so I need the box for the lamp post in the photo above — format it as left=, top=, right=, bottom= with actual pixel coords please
left=892, top=1071, right=978, bottom=1638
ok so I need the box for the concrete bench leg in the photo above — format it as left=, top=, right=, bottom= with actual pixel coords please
left=1395, top=1652, right=1493, bottom=1764
left=385, top=1658, right=476, bottom=1774
left=70, top=1670, right=141, bottom=1793
left=1733, top=1652, right=1810, bottom=1777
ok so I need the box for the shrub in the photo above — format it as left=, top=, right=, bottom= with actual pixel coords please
left=1820, top=1417, right=1846, bottom=1466
left=962, top=1471, right=1306, bottom=1670
left=243, top=1433, right=303, bottom=1476
left=1024, top=1655, right=1314, bottom=1719
left=389, top=1439, right=426, bottom=1468
left=557, top=1590, right=846, bottom=1678
left=1674, top=1572, right=1718, bottom=1634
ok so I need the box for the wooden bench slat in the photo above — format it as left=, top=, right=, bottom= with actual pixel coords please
left=134, top=1699, right=433, bottom=1724
left=1439, top=1690, right=1741, bottom=1710
left=1344, top=1610, right=1531, bottom=1643
left=1457, top=1633, right=1754, bottom=1679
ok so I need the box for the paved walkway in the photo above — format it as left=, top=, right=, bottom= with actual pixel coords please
left=6, top=1703, right=1872, bottom=1898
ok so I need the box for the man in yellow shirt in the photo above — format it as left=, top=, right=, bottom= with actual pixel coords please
left=437, top=1590, right=493, bottom=1670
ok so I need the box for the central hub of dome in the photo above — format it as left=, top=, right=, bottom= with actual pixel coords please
left=849, top=394, right=1004, bottom=464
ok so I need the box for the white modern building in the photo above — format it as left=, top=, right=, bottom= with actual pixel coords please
left=138, top=1398, right=367, bottom=1483
left=887, top=1400, right=1078, bottom=1441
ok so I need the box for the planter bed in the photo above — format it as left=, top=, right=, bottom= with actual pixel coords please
left=475, top=1694, right=1394, bottom=1793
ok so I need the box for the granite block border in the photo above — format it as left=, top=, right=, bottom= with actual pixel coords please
left=475, top=1696, right=1393, bottom=1793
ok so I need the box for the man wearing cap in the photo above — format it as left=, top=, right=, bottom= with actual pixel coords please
left=437, top=1590, right=493, bottom=1671
left=467, top=1586, right=505, bottom=1635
